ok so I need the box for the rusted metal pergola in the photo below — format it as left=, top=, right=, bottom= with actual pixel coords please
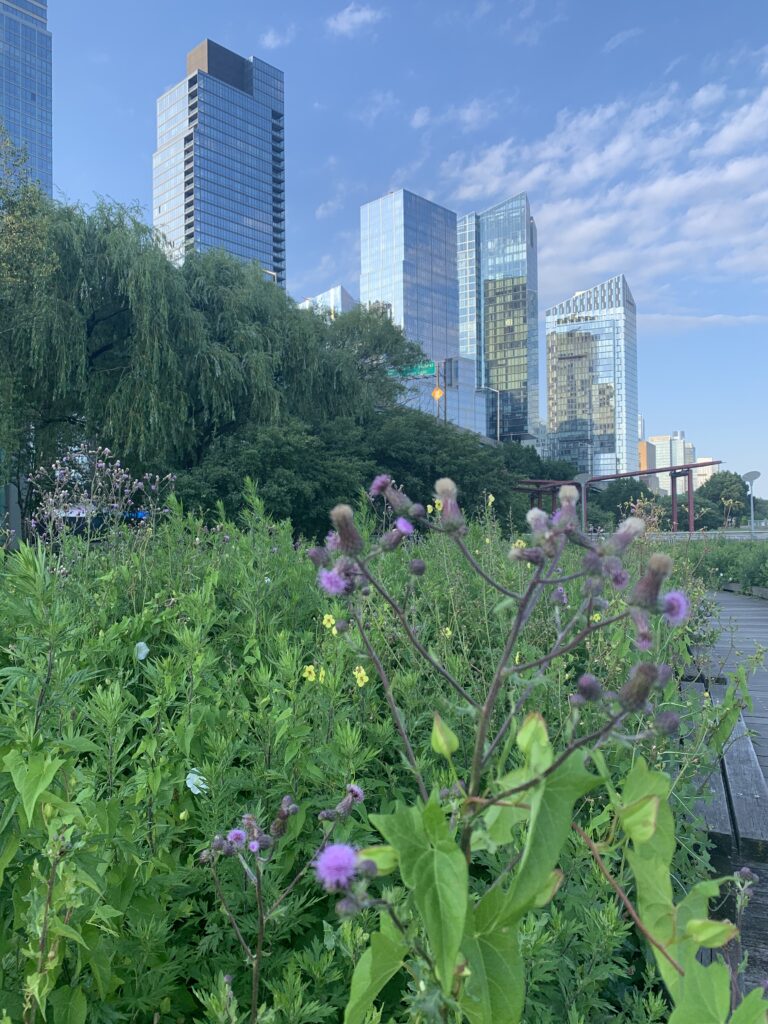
left=517, top=460, right=722, bottom=533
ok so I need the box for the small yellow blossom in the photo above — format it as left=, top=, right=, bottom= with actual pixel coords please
left=319, top=666, right=326, bottom=683
left=322, top=613, right=336, bottom=630
left=442, top=626, right=453, bottom=639
left=434, top=499, right=444, bottom=512
left=427, top=504, right=434, bottom=514
left=515, top=650, right=523, bottom=665
left=302, top=664, right=317, bottom=682
left=353, top=665, right=369, bottom=688
left=179, top=809, right=189, bottom=822
left=591, top=613, right=602, bottom=623
left=487, top=493, right=495, bottom=507
left=331, top=626, right=338, bottom=637
left=513, top=538, right=526, bottom=549
left=485, top=537, right=491, bottom=544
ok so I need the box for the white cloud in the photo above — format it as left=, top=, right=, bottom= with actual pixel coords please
left=354, top=90, right=397, bottom=126
left=603, top=27, right=643, bottom=53
left=440, top=71, right=768, bottom=309
left=260, top=25, right=296, bottom=49
left=327, top=3, right=384, bottom=37
left=410, top=106, right=431, bottom=129
left=410, top=97, right=506, bottom=133
left=315, top=196, right=343, bottom=220
left=641, top=313, right=768, bottom=330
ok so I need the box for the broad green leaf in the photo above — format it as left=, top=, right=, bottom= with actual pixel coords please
left=729, top=986, right=768, bottom=1023
left=344, top=928, right=407, bottom=1024
left=412, top=839, right=468, bottom=994
left=531, top=869, right=564, bottom=908
left=683, top=918, right=738, bottom=948
left=479, top=769, right=531, bottom=850
left=516, top=713, right=552, bottom=771
left=431, top=713, right=459, bottom=758
left=357, top=845, right=398, bottom=876
left=3, top=751, right=65, bottom=827
left=618, top=794, right=660, bottom=844
left=461, top=904, right=524, bottom=1024
left=0, top=831, right=19, bottom=885
left=50, top=986, right=87, bottom=1024
left=666, top=961, right=730, bottom=1024
left=49, top=919, right=89, bottom=948
left=371, top=804, right=428, bottom=887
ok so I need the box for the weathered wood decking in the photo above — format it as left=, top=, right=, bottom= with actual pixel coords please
left=693, top=591, right=768, bottom=990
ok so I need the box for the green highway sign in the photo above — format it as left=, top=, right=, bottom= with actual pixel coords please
left=387, top=361, right=436, bottom=378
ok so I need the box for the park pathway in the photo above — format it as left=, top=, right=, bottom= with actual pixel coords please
left=700, top=590, right=768, bottom=780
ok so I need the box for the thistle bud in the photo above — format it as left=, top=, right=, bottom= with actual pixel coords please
left=577, top=674, right=602, bottom=701
left=434, top=478, right=465, bottom=531
left=307, top=546, right=329, bottom=568
left=629, top=553, right=673, bottom=610
left=330, top=504, right=364, bottom=554
left=510, top=546, right=544, bottom=565
left=619, top=663, right=659, bottom=711
left=409, top=558, right=426, bottom=576
left=558, top=485, right=580, bottom=507
left=608, top=516, right=645, bottom=554
left=654, top=711, right=680, bottom=736
left=526, top=507, right=549, bottom=534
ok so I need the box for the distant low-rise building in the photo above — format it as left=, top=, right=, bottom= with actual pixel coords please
left=694, top=458, right=717, bottom=490
left=648, top=432, right=690, bottom=494
left=298, top=285, right=357, bottom=317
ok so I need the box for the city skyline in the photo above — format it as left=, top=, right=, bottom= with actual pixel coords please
left=35, top=2, right=768, bottom=493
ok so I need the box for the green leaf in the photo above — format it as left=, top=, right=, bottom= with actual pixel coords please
left=49, top=919, right=89, bottom=948
left=371, top=804, right=428, bottom=887
left=0, top=831, right=19, bottom=885
left=3, top=750, right=65, bottom=827
left=729, top=986, right=768, bottom=1023
left=531, top=869, right=564, bottom=908
left=666, top=961, right=731, bottom=1024
left=412, top=838, right=468, bottom=994
left=516, top=713, right=552, bottom=771
left=357, top=845, right=398, bottom=876
left=50, top=986, right=87, bottom=1024
left=344, top=928, right=407, bottom=1024
left=618, top=794, right=660, bottom=844
left=431, top=713, right=459, bottom=758
left=461, top=905, right=524, bottom=1024
left=683, top=918, right=738, bottom=948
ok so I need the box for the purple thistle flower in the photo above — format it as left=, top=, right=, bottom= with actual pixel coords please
left=369, top=474, right=392, bottom=498
left=227, top=829, right=247, bottom=849
left=325, top=531, right=341, bottom=552
left=577, top=674, right=603, bottom=701
left=654, top=711, right=680, bottom=736
left=395, top=517, right=414, bottom=536
left=315, top=844, right=359, bottom=891
left=248, top=839, right=261, bottom=853
left=662, top=590, right=689, bottom=627
left=346, top=783, right=365, bottom=803
left=603, top=556, right=629, bottom=590
left=318, top=568, right=348, bottom=596
left=553, top=585, right=568, bottom=607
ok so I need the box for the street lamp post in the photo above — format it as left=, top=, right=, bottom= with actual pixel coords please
left=742, top=471, right=761, bottom=538
left=574, top=473, right=590, bottom=532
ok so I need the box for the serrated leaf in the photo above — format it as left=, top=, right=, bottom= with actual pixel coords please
left=684, top=918, right=738, bottom=948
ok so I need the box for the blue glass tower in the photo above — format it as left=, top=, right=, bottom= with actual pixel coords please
left=458, top=194, right=539, bottom=442
left=360, top=189, right=484, bottom=434
left=0, top=0, right=52, bottom=195
left=545, top=275, right=638, bottom=475
left=153, top=40, right=285, bottom=285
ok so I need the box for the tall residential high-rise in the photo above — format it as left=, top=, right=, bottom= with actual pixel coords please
left=458, top=193, right=539, bottom=442
left=0, top=0, right=52, bottom=195
left=153, top=39, right=285, bottom=284
left=545, top=275, right=638, bottom=475
left=360, top=188, right=484, bottom=433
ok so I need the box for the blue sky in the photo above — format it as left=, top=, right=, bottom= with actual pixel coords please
left=50, top=1, right=768, bottom=495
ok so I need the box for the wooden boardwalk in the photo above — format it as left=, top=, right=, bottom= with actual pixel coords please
left=698, top=590, right=768, bottom=778
left=695, top=591, right=768, bottom=991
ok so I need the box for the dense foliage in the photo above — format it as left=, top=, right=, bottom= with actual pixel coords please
left=0, top=483, right=760, bottom=1023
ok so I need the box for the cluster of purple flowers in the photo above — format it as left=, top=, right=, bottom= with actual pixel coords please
left=204, top=796, right=300, bottom=862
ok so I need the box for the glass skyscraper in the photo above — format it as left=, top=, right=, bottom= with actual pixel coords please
left=545, top=275, right=638, bottom=475
left=360, top=188, right=484, bottom=434
left=153, top=39, right=285, bottom=285
left=458, top=194, right=538, bottom=442
left=0, top=0, right=52, bottom=195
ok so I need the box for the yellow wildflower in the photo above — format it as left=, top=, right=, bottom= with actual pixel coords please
left=302, top=664, right=317, bottom=682
left=434, top=499, right=444, bottom=512
left=515, top=650, right=523, bottom=665
left=427, top=504, right=434, bottom=514
left=485, top=537, right=491, bottom=544
left=322, top=613, right=336, bottom=630
left=513, top=538, right=526, bottom=549
left=591, top=613, right=602, bottom=623
left=331, top=626, right=338, bottom=636
left=353, top=665, right=369, bottom=688
left=442, top=626, right=453, bottom=639
left=487, top=493, right=495, bottom=507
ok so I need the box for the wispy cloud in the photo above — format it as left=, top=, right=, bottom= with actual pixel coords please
left=440, top=68, right=768, bottom=308
left=503, top=0, right=566, bottom=46
left=260, top=25, right=296, bottom=49
left=354, top=90, right=398, bottom=126
left=410, top=96, right=509, bottom=133
left=327, top=3, right=385, bottom=37
left=602, top=27, right=643, bottom=53
left=641, top=313, right=768, bottom=331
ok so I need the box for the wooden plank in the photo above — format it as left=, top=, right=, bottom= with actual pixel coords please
left=685, top=682, right=735, bottom=857
left=720, top=712, right=768, bottom=860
